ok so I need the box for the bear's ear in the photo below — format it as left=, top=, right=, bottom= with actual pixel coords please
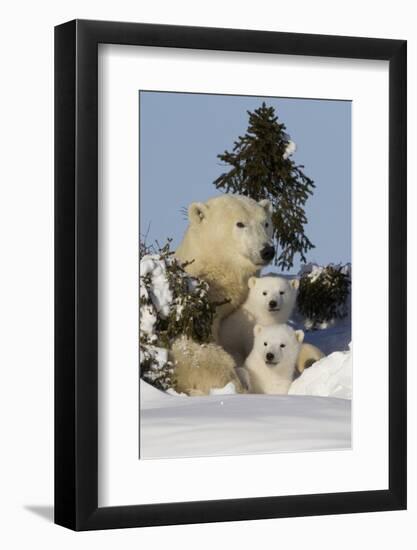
left=254, top=324, right=263, bottom=336
left=248, top=276, right=257, bottom=289
left=188, top=202, right=208, bottom=224
left=295, top=330, right=304, bottom=343
left=291, top=279, right=300, bottom=290
left=259, top=199, right=273, bottom=216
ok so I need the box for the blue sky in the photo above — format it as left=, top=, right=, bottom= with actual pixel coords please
left=139, top=91, right=351, bottom=274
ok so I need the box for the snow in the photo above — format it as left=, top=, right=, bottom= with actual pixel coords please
left=209, top=382, right=237, bottom=395
left=298, top=262, right=351, bottom=284
left=283, top=140, right=297, bottom=159
left=289, top=346, right=352, bottom=399
left=140, top=255, right=173, bottom=319
left=139, top=303, right=157, bottom=337
left=140, top=380, right=351, bottom=459
left=139, top=255, right=174, bottom=342
left=139, top=254, right=178, bottom=376
left=139, top=278, right=157, bottom=338
left=140, top=338, right=352, bottom=458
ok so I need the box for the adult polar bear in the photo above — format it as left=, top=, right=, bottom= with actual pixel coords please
left=171, top=194, right=274, bottom=395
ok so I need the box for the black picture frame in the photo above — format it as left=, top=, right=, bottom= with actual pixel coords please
left=55, top=19, right=407, bottom=531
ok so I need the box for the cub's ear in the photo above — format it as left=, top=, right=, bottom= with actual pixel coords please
left=259, top=199, right=273, bottom=216
left=295, top=330, right=304, bottom=343
left=254, top=324, right=263, bottom=336
left=188, top=202, right=208, bottom=224
left=291, top=279, right=300, bottom=290
left=248, top=276, right=257, bottom=289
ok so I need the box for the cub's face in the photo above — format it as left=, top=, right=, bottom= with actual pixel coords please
left=253, top=324, right=304, bottom=366
left=188, top=195, right=274, bottom=267
left=248, top=276, right=299, bottom=313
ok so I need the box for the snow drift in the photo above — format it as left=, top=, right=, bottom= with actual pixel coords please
left=140, top=380, right=351, bottom=459
left=290, top=346, right=352, bottom=399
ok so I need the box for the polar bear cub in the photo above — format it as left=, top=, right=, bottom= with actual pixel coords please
left=219, top=275, right=299, bottom=365
left=245, top=324, right=304, bottom=394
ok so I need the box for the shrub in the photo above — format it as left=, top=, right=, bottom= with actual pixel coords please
left=139, top=239, right=222, bottom=390
left=297, top=263, right=351, bottom=329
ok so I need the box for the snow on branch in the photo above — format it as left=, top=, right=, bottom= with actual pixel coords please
left=297, top=263, right=351, bottom=330
left=139, top=239, right=220, bottom=391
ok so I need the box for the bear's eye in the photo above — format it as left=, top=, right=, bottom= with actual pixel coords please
left=265, top=222, right=269, bottom=228
left=236, top=222, right=245, bottom=228
left=264, top=342, right=267, bottom=346
left=262, top=291, right=267, bottom=296
left=280, top=344, right=286, bottom=348
left=279, top=291, right=285, bottom=295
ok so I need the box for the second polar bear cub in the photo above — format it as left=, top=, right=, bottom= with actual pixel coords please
left=219, top=275, right=299, bottom=365
left=245, top=324, right=304, bottom=394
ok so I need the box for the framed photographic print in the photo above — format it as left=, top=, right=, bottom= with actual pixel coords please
left=55, top=20, right=407, bottom=530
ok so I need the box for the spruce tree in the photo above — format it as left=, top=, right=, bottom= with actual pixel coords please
left=214, top=102, right=315, bottom=270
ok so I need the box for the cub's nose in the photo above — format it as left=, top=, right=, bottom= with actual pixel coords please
left=269, top=300, right=277, bottom=308
left=266, top=352, right=275, bottom=362
left=260, top=244, right=275, bottom=262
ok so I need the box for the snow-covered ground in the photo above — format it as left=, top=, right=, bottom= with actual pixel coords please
left=140, top=328, right=352, bottom=459
left=140, top=381, right=350, bottom=459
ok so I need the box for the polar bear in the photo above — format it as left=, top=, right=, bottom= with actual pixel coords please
left=171, top=194, right=274, bottom=395
left=296, top=342, right=325, bottom=375
left=175, top=195, right=274, bottom=331
left=219, top=275, right=299, bottom=365
left=172, top=336, right=240, bottom=396
left=244, top=324, right=304, bottom=394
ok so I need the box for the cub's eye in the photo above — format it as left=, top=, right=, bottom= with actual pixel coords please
left=279, top=291, right=285, bottom=295
left=262, top=291, right=267, bottom=296
left=280, top=344, right=286, bottom=348
left=264, top=342, right=267, bottom=346
left=265, top=222, right=269, bottom=228
left=236, top=222, right=245, bottom=228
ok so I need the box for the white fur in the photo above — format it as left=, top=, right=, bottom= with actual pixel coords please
left=175, top=195, right=274, bottom=332
left=219, top=275, right=299, bottom=364
left=244, top=324, right=304, bottom=394
left=172, top=194, right=275, bottom=395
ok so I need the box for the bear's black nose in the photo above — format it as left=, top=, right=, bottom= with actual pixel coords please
left=266, top=352, right=274, bottom=361
left=269, top=300, right=277, bottom=308
left=260, top=244, right=275, bottom=262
